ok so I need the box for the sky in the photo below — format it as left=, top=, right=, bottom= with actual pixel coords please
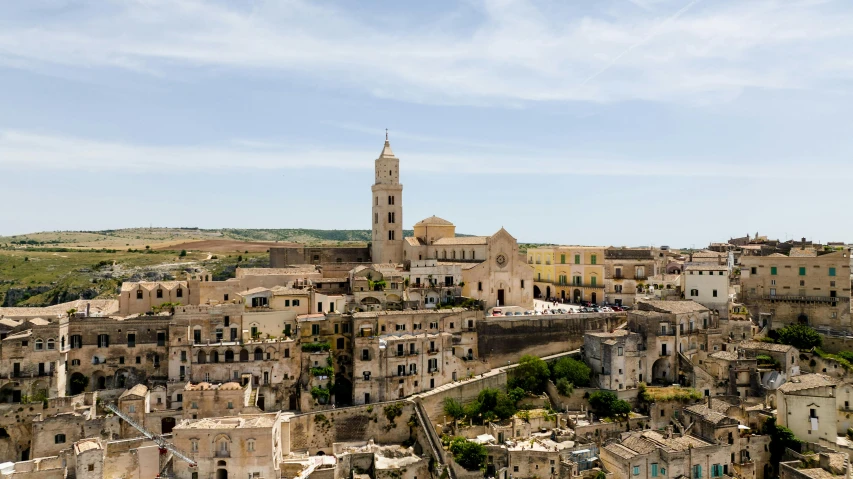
left=1, top=0, right=852, bottom=246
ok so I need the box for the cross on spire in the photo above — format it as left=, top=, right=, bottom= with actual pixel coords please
left=385, top=128, right=389, bottom=141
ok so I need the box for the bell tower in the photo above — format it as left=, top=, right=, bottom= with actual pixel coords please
left=371, top=131, right=404, bottom=264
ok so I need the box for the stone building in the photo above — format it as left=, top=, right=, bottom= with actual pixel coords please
left=604, top=247, right=667, bottom=306
left=371, top=134, right=405, bottom=265
left=118, top=280, right=189, bottom=316
left=351, top=309, right=484, bottom=405
left=601, top=430, right=730, bottom=479
left=584, top=329, right=644, bottom=390
left=683, top=264, right=730, bottom=318
left=776, top=373, right=838, bottom=443
left=172, top=413, right=286, bottom=479
left=404, top=219, right=534, bottom=309
left=739, top=248, right=852, bottom=329
left=626, top=300, right=717, bottom=385
left=528, top=246, right=606, bottom=304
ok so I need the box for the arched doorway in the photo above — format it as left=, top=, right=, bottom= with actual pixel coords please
left=573, top=289, right=581, bottom=303
left=197, top=350, right=206, bottom=364
left=69, top=373, right=88, bottom=395
left=591, top=292, right=597, bottom=304
left=798, top=313, right=809, bottom=324
left=652, top=358, right=672, bottom=385
left=333, top=375, right=353, bottom=407
left=533, top=286, right=542, bottom=298
left=216, top=460, right=228, bottom=479
left=97, top=376, right=106, bottom=390
left=546, top=286, right=551, bottom=299
left=257, top=394, right=265, bottom=411
left=561, top=290, right=565, bottom=300
left=239, top=349, right=249, bottom=362
left=161, top=417, right=176, bottom=434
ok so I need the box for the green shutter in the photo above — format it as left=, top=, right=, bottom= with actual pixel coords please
left=829, top=267, right=837, bottom=276
left=591, top=277, right=597, bottom=286
left=770, top=267, right=777, bottom=275
left=651, top=464, right=658, bottom=477
left=799, top=267, right=806, bottom=276
left=575, top=254, right=580, bottom=264
left=561, top=254, right=566, bottom=264
left=591, top=254, right=597, bottom=265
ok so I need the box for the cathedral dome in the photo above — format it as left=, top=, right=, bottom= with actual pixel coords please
left=414, top=216, right=454, bottom=227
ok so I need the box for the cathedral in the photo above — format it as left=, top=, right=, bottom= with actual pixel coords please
left=369, top=134, right=534, bottom=309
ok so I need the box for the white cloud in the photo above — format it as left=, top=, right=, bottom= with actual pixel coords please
left=0, top=0, right=851, bottom=105
left=4, top=129, right=853, bottom=179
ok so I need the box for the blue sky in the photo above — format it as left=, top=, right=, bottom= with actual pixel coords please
left=1, top=0, right=852, bottom=246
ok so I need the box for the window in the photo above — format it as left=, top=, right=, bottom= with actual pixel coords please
left=574, top=254, right=580, bottom=264
left=128, top=405, right=136, bottom=413
left=520, top=279, right=525, bottom=288
left=478, top=282, right=482, bottom=291
left=191, top=440, right=198, bottom=452
left=136, top=356, right=141, bottom=364
left=227, top=401, right=233, bottom=409
left=127, top=333, right=136, bottom=347
left=191, top=401, right=198, bottom=409
left=591, top=254, right=597, bottom=265
left=633, top=466, right=640, bottom=476
left=247, top=439, right=255, bottom=452
left=770, top=266, right=777, bottom=275
left=136, top=290, right=143, bottom=299
left=651, top=463, right=659, bottom=477
left=312, top=324, right=320, bottom=335
left=374, top=212, right=378, bottom=224
left=224, top=294, right=229, bottom=301
left=88, top=465, right=95, bottom=472
left=799, top=267, right=806, bottom=276
left=293, top=299, right=300, bottom=306
left=750, top=267, right=757, bottom=275
left=388, top=230, right=395, bottom=240
left=156, top=289, right=163, bottom=298
left=829, top=267, right=837, bottom=276
left=690, top=289, right=698, bottom=297
left=34, top=339, right=43, bottom=351
left=55, top=434, right=66, bottom=444
left=388, top=195, right=395, bottom=205
left=46, top=339, right=55, bottom=350
left=71, top=335, right=82, bottom=349
left=712, top=289, right=718, bottom=297
left=177, top=288, right=183, bottom=298
left=693, top=465, right=702, bottom=478
left=618, top=347, right=623, bottom=356
left=388, top=212, right=395, bottom=224
left=97, top=334, right=109, bottom=348
left=560, top=254, right=566, bottom=264
left=71, top=359, right=80, bottom=366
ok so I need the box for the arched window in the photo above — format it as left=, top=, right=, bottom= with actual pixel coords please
left=212, top=351, right=220, bottom=363
left=247, top=438, right=255, bottom=452
left=471, top=250, right=475, bottom=260
left=239, top=349, right=249, bottom=362
left=442, top=250, right=447, bottom=259
left=46, top=339, right=55, bottom=350
left=197, top=350, right=206, bottom=364
left=452, top=250, right=456, bottom=259
left=34, top=339, right=43, bottom=351
left=254, top=348, right=263, bottom=361
left=224, top=350, right=234, bottom=363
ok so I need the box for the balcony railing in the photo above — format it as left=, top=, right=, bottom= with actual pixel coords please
left=760, top=295, right=848, bottom=304
left=659, top=351, right=671, bottom=357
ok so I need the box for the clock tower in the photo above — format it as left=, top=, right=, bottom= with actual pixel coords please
left=371, top=132, right=404, bottom=264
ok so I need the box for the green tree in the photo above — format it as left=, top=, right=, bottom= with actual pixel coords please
left=448, top=437, right=487, bottom=471
left=443, top=397, right=465, bottom=420
left=588, top=391, right=631, bottom=419
left=763, top=417, right=802, bottom=469
left=776, top=324, right=822, bottom=350
left=179, top=249, right=187, bottom=257
left=511, top=355, right=550, bottom=393
left=551, top=356, right=591, bottom=387
left=556, top=377, right=574, bottom=396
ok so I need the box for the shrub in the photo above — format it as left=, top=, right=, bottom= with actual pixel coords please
left=179, top=249, right=187, bottom=257
left=448, top=436, right=486, bottom=471
left=556, top=378, right=574, bottom=396
left=444, top=398, right=465, bottom=420
left=551, top=356, right=591, bottom=387
left=510, top=355, right=550, bottom=393
left=384, top=403, right=404, bottom=422
left=302, top=342, right=331, bottom=352
left=776, top=324, right=822, bottom=350
left=589, top=391, right=632, bottom=419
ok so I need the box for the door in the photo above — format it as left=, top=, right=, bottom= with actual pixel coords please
left=661, top=344, right=667, bottom=356
left=497, top=289, right=505, bottom=306
left=591, top=292, right=597, bottom=304
left=13, top=363, right=19, bottom=378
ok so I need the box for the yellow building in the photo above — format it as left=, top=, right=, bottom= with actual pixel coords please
left=527, top=246, right=606, bottom=304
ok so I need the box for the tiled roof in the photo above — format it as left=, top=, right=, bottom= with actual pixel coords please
left=270, top=286, right=309, bottom=296
left=237, top=287, right=271, bottom=297
left=238, top=268, right=318, bottom=276
left=778, top=373, right=836, bottom=393
left=789, top=248, right=818, bottom=257
left=0, top=299, right=118, bottom=318
left=710, top=350, right=738, bottom=361
left=120, top=281, right=186, bottom=292
left=684, top=404, right=731, bottom=424
left=739, top=341, right=794, bottom=353
left=405, top=237, right=425, bottom=246
left=433, top=237, right=489, bottom=245
left=640, top=300, right=709, bottom=314
left=414, top=216, right=454, bottom=226
left=120, top=384, right=149, bottom=399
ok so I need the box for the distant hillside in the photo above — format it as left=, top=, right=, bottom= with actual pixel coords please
left=223, top=228, right=415, bottom=244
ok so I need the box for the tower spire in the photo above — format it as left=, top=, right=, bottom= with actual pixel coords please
left=385, top=128, right=389, bottom=142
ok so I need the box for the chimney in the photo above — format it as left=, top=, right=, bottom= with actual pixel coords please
left=665, top=425, right=673, bottom=438
left=801, top=237, right=807, bottom=250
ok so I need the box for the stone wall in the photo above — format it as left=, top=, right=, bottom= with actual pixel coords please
left=478, top=313, right=623, bottom=366
left=287, top=401, right=416, bottom=454
left=270, top=247, right=371, bottom=268
left=415, top=369, right=508, bottom=422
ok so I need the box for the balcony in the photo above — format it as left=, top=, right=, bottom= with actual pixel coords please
left=659, top=351, right=672, bottom=357
left=613, top=274, right=624, bottom=280
left=634, top=275, right=648, bottom=280
left=760, top=295, right=848, bottom=304
left=427, top=349, right=439, bottom=355
left=215, top=450, right=231, bottom=458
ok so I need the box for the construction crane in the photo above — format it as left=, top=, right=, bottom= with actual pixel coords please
left=105, top=402, right=197, bottom=476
